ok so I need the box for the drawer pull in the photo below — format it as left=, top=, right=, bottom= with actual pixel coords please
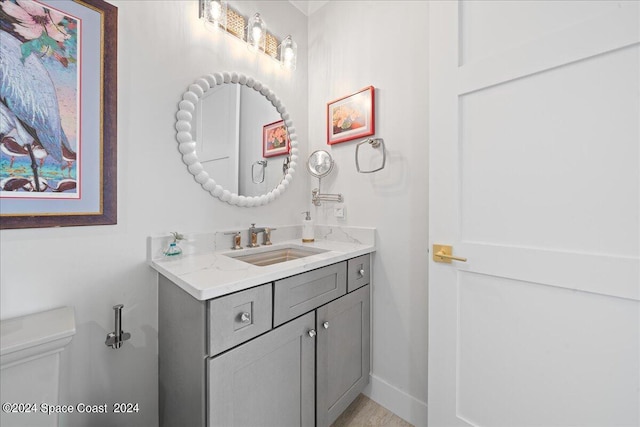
left=323, top=321, right=330, bottom=329
left=308, top=329, right=317, bottom=338
left=358, top=268, right=365, bottom=277
left=240, top=312, right=251, bottom=323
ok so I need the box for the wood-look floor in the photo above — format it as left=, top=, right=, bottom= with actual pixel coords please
left=331, top=394, right=414, bottom=427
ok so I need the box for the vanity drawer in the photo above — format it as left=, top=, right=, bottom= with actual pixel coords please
left=347, top=254, right=370, bottom=292
left=274, top=262, right=347, bottom=326
left=207, top=284, right=272, bottom=356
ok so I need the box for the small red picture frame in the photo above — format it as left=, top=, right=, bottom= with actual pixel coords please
left=263, top=120, right=290, bottom=158
left=327, top=86, right=375, bottom=145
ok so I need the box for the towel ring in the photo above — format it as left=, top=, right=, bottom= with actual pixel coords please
left=355, top=138, right=386, bottom=173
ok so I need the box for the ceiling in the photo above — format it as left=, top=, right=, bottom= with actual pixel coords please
left=288, top=0, right=330, bottom=16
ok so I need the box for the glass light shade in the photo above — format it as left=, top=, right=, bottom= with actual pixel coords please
left=207, top=0, right=227, bottom=29
left=279, top=35, right=297, bottom=70
left=247, top=13, right=266, bottom=52
left=204, top=0, right=227, bottom=30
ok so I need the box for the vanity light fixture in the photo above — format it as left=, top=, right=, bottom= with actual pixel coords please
left=198, top=0, right=297, bottom=71
left=279, top=35, right=297, bottom=70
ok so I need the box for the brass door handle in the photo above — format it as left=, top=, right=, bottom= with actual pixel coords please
left=433, top=244, right=467, bottom=263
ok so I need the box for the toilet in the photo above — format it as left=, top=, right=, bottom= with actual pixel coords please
left=0, top=307, right=76, bottom=427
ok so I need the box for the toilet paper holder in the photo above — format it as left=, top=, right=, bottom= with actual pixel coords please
left=105, top=304, right=131, bottom=349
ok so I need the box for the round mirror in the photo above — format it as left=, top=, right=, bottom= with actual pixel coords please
left=307, top=150, right=334, bottom=178
left=175, top=72, right=298, bottom=207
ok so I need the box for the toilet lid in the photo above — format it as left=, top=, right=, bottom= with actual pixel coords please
left=1, top=306, right=75, bottom=367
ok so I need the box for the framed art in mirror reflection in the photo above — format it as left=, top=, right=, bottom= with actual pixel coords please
left=263, top=120, right=290, bottom=158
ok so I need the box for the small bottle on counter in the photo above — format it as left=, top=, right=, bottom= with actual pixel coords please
left=164, top=232, right=184, bottom=256
left=301, top=211, right=315, bottom=243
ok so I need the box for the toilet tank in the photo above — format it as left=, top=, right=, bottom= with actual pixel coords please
left=0, top=307, right=76, bottom=427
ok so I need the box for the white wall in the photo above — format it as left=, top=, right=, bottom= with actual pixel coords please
left=0, top=1, right=308, bottom=425
left=308, top=2, right=429, bottom=425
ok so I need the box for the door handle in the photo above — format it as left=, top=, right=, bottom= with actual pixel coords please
left=433, top=244, right=467, bottom=263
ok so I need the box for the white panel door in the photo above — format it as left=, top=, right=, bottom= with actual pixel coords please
left=428, top=2, right=639, bottom=426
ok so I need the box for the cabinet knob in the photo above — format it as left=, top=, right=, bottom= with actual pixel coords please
left=308, top=329, right=317, bottom=338
left=323, top=321, right=330, bottom=329
left=240, top=312, right=251, bottom=323
left=358, top=268, right=365, bottom=277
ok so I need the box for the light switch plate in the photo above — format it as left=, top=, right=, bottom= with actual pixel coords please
left=333, top=205, right=345, bottom=219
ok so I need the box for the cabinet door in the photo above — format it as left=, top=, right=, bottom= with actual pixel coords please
left=208, top=312, right=315, bottom=427
left=316, top=285, right=371, bottom=427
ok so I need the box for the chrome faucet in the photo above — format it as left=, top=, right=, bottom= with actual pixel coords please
left=248, top=223, right=265, bottom=248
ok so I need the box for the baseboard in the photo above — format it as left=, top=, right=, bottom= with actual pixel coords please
left=362, top=374, right=428, bottom=427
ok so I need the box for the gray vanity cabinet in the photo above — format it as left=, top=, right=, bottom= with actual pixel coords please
left=208, top=312, right=316, bottom=427
left=316, top=285, right=370, bottom=427
left=158, top=254, right=371, bottom=427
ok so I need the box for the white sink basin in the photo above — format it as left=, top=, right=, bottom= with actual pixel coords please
left=225, top=245, right=328, bottom=267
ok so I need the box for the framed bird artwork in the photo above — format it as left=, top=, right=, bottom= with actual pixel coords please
left=0, top=0, right=117, bottom=229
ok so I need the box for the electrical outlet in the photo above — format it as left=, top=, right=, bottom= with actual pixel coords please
left=333, top=205, right=345, bottom=219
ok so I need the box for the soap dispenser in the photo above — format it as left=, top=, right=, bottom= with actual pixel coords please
left=301, top=211, right=315, bottom=243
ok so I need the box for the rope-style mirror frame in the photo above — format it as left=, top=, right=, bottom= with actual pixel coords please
left=175, top=72, right=298, bottom=207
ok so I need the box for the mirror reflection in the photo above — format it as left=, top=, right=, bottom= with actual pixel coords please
left=176, top=72, right=297, bottom=206
left=193, top=84, right=290, bottom=197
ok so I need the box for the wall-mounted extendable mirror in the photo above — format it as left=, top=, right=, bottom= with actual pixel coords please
left=175, top=72, right=298, bottom=207
left=307, top=150, right=342, bottom=206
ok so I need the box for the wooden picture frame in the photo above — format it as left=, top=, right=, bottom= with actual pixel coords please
left=0, top=0, right=117, bottom=229
left=327, top=86, right=375, bottom=145
left=263, top=120, right=290, bottom=158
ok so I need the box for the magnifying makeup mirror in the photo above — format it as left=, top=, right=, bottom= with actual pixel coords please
left=307, top=150, right=342, bottom=206
left=308, top=150, right=334, bottom=178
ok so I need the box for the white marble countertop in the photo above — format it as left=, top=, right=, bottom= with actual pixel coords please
left=148, top=226, right=375, bottom=300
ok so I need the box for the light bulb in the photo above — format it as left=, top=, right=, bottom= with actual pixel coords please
left=284, top=47, right=294, bottom=60
left=252, top=26, right=262, bottom=42
left=210, top=1, right=222, bottom=22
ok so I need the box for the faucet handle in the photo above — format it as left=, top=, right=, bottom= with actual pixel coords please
left=263, top=227, right=277, bottom=246
left=224, top=231, right=243, bottom=250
